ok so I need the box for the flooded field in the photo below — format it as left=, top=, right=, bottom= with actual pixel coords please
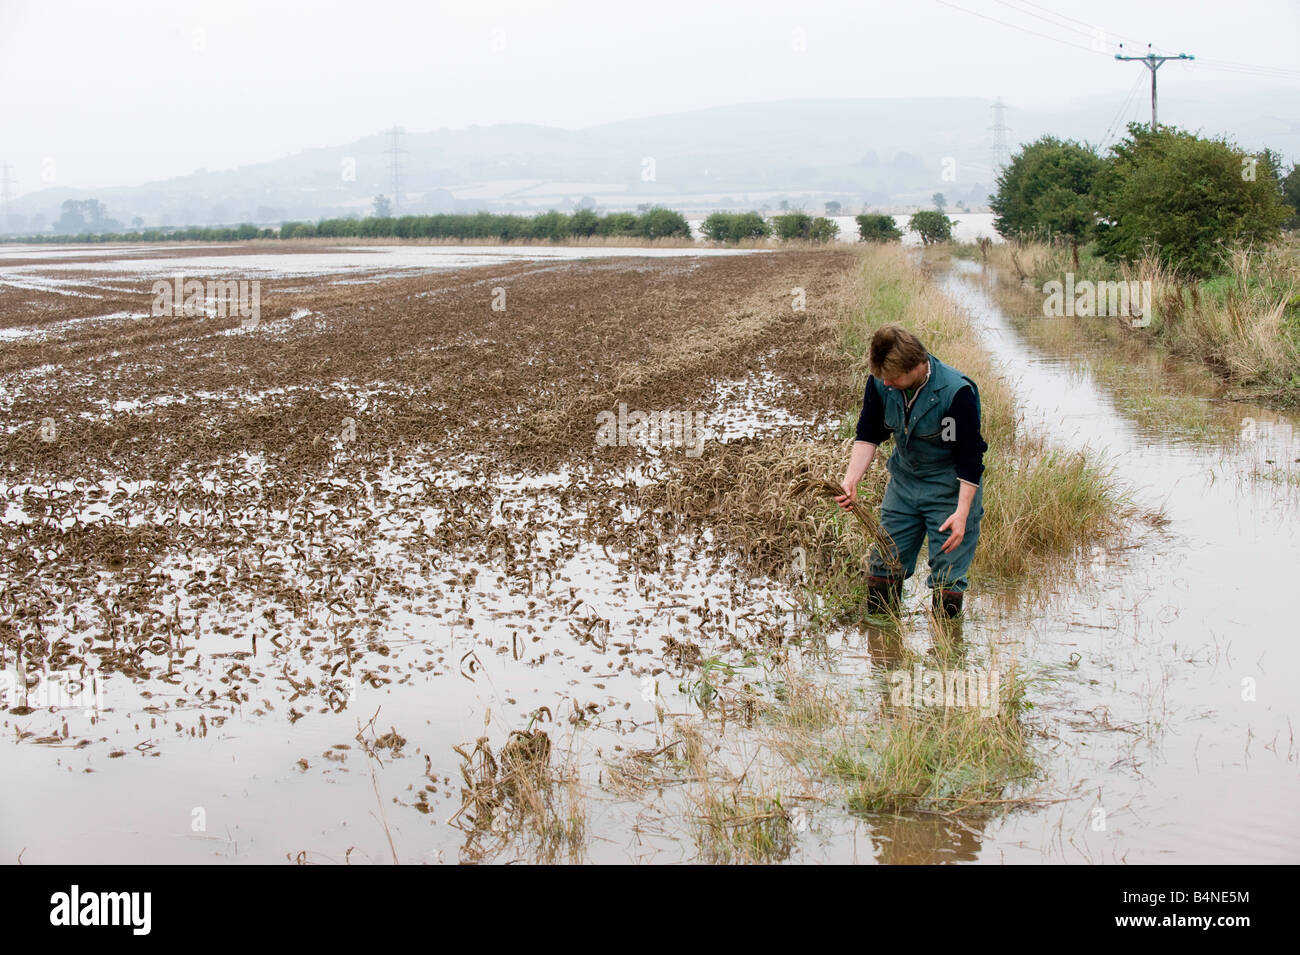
left=1, top=242, right=1295, bottom=864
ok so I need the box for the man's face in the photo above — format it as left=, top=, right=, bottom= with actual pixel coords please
left=881, top=360, right=928, bottom=391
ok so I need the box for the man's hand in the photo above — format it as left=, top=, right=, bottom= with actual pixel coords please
left=939, top=481, right=979, bottom=554
left=835, top=478, right=857, bottom=511
left=938, top=507, right=968, bottom=553
left=838, top=442, right=878, bottom=510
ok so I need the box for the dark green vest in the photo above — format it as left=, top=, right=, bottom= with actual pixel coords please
left=871, top=355, right=981, bottom=481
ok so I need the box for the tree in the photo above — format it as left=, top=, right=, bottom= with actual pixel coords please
left=701, top=212, right=771, bottom=243
left=529, top=210, right=571, bottom=241
left=1257, top=148, right=1286, bottom=196
left=907, top=210, right=954, bottom=245
left=856, top=214, right=903, bottom=242
left=1093, top=123, right=1291, bottom=276
left=54, top=199, right=116, bottom=234
left=571, top=207, right=599, bottom=236
left=637, top=207, right=691, bottom=239
left=1282, top=163, right=1300, bottom=231
left=809, top=217, right=840, bottom=242
left=932, top=192, right=946, bottom=213
left=372, top=195, right=393, bottom=218
left=824, top=200, right=842, bottom=216
left=597, top=212, right=639, bottom=236
left=772, top=212, right=812, bottom=239
left=990, top=136, right=1104, bottom=266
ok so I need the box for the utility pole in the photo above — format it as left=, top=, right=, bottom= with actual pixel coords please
left=1115, top=45, right=1194, bottom=131
left=989, top=98, right=1011, bottom=176
left=386, top=127, right=406, bottom=214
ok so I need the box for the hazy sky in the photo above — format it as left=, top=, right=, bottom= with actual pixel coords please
left=1, top=0, right=1296, bottom=194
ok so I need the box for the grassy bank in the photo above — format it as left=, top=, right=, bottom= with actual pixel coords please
left=969, top=237, right=1300, bottom=406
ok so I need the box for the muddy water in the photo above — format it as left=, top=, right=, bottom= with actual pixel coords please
left=3, top=245, right=1296, bottom=865
left=936, top=260, right=1300, bottom=863
left=0, top=244, right=769, bottom=294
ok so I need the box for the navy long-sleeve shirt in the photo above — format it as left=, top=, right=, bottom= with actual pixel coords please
left=854, top=376, right=987, bottom=485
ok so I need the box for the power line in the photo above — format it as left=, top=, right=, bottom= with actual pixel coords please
left=1013, top=0, right=1299, bottom=79
left=932, top=0, right=1107, bottom=57
left=1000, top=0, right=1145, bottom=49
left=992, top=0, right=1113, bottom=47
left=940, top=1, right=1300, bottom=81
left=1188, top=59, right=1300, bottom=80
left=1099, top=70, right=1146, bottom=150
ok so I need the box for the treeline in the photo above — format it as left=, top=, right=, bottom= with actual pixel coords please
left=699, top=211, right=841, bottom=242
left=990, top=122, right=1300, bottom=276
left=6, top=208, right=695, bottom=244
left=287, top=207, right=692, bottom=240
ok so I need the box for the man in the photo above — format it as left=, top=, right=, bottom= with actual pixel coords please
left=835, top=324, right=987, bottom=619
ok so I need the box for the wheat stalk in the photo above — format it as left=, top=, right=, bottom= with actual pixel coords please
left=789, top=477, right=902, bottom=573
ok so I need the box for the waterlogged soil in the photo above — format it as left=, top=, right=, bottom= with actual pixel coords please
left=0, top=243, right=856, bottom=863
left=3, top=242, right=1295, bottom=864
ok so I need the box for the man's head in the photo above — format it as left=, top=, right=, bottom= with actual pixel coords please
left=869, top=324, right=929, bottom=389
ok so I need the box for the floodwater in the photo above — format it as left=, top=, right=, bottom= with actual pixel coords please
left=0, top=243, right=769, bottom=297
left=684, top=213, right=999, bottom=246
left=2, top=245, right=1295, bottom=865
left=935, top=260, right=1300, bottom=862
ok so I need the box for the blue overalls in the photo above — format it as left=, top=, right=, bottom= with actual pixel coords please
left=868, top=355, right=984, bottom=594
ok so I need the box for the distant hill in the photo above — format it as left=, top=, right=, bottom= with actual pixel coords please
left=4, top=92, right=1297, bottom=234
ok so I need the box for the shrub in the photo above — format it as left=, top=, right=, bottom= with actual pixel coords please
left=1093, top=124, right=1290, bottom=277
left=907, top=211, right=954, bottom=245
left=772, top=212, right=813, bottom=240
left=856, top=214, right=903, bottom=242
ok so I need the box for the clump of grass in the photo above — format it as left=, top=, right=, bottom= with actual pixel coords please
left=694, top=791, right=797, bottom=864
left=450, top=728, right=586, bottom=863
left=651, top=719, right=805, bottom=864
left=766, top=670, right=844, bottom=732
left=980, top=433, right=1141, bottom=579
left=827, top=667, right=1038, bottom=815
left=1148, top=245, right=1300, bottom=403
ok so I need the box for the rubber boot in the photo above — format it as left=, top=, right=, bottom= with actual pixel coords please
left=928, top=589, right=966, bottom=662
left=932, top=588, right=964, bottom=618
left=866, top=575, right=903, bottom=618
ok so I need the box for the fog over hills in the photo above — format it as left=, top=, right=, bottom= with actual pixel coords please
left=4, top=90, right=1297, bottom=234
